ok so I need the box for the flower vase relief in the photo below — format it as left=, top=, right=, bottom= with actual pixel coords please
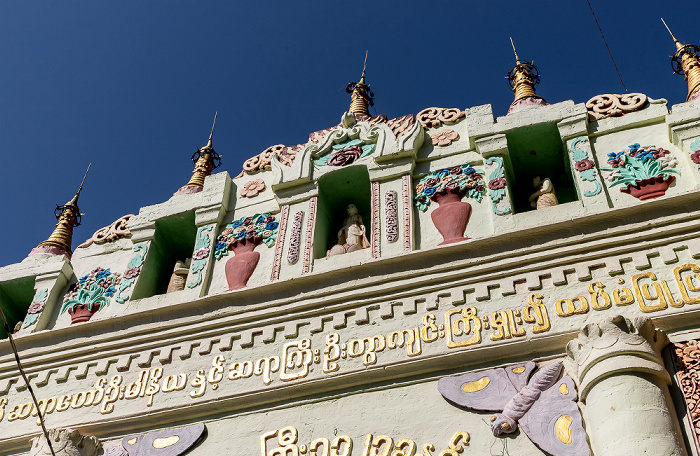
left=600, top=143, right=680, bottom=200
left=62, top=267, right=121, bottom=324
left=414, top=165, right=486, bottom=245
left=214, top=213, right=279, bottom=290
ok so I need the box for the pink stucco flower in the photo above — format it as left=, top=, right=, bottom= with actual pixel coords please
left=575, top=159, right=594, bottom=171
left=430, top=129, right=460, bottom=147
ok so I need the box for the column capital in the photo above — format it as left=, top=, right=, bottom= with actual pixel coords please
left=566, top=315, right=670, bottom=401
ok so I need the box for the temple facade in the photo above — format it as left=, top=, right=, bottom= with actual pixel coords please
left=2, top=32, right=700, bottom=456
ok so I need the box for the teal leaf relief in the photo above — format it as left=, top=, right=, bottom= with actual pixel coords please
left=691, top=138, right=700, bottom=151
left=23, top=288, right=49, bottom=328
left=690, top=138, right=700, bottom=171
left=187, top=224, right=214, bottom=289
left=115, top=243, right=148, bottom=304
left=485, top=157, right=511, bottom=216
left=570, top=137, right=602, bottom=197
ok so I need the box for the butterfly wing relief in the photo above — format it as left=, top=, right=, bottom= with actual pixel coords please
left=519, top=374, right=590, bottom=456
left=121, top=423, right=206, bottom=456
left=437, top=362, right=536, bottom=412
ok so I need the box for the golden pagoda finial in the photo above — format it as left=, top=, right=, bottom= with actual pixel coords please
left=176, top=113, right=222, bottom=195
left=346, top=51, right=374, bottom=117
left=506, top=39, right=546, bottom=112
left=662, top=19, right=700, bottom=102
left=510, top=37, right=521, bottom=64
left=31, top=164, right=91, bottom=258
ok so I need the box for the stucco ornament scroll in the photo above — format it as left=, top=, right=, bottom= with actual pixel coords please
left=586, top=93, right=648, bottom=120
left=115, top=243, right=148, bottom=304
left=187, top=224, right=214, bottom=288
left=485, top=157, right=511, bottom=215
left=417, top=107, right=465, bottom=128
left=29, top=428, right=101, bottom=456
left=384, top=191, right=398, bottom=242
left=287, top=211, right=304, bottom=264
left=569, top=137, right=602, bottom=197
left=78, top=214, right=134, bottom=248
left=438, top=361, right=589, bottom=456
left=121, top=422, right=205, bottom=456
left=674, top=339, right=700, bottom=451
left=23, top=288, right=49, bottom=328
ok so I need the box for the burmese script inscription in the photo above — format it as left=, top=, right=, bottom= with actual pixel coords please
left=3, top=263, right=700, bottom=425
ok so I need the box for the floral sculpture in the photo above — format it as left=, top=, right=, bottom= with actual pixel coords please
left=414, top=164, right=485, bottom=245
left=315, top=139, right=376, bottom=167
left=62, top=267, right=121, bottom=324
left=600, top=143, right=679, bottom=200
left=215, top=213, right=279, bottom=290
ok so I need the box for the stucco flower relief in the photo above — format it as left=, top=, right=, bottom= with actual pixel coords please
left=328, top=145, right=363, bottom=166
left=431, top=129, right=460, bottom=147
left=240, top=179, right=266, bottom=198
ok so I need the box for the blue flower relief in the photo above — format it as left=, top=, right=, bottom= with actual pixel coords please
left=436, top=169, right=450, bottom=179
left=265, top=222, right=279, bottom=230
left=424, top=187, right=436, bottom=196
left=232, top=221, right=243, bottom=228
left=463, top=166, right=476, bottom=175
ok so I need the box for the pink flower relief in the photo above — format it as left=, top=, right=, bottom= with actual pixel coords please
left=430, top=129, right=460, bottom=147
left=575, top=159, right=594, bottom=171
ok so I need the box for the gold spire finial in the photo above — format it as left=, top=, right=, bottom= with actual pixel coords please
left=510, top=37, right=521, bottom=64
left=32, top=164, right=91, bottom=257
left=505, top=41, right=546, bottom=111
left=176, top=113, right=222, bottom=194
left=346, top=51, right=374, bottom=117
left=661, top=18, right=682, bottom=50
left=663, top=19, right=700, bottom=102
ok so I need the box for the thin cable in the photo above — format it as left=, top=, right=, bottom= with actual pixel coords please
left=586, top=0, right=628, bottom=93
left=0, top=307, right=56, bottom=456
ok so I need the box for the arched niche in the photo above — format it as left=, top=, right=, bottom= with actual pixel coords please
left=314, top=166, right=371, bottom=259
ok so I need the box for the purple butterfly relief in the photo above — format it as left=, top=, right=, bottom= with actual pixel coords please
left=438, top=361, right=590, bottom=456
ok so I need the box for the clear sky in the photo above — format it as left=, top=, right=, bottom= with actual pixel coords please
left=0, top=1, right=696, bottom=266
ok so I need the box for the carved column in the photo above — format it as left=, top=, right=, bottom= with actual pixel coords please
left=566, top=315, right=688, bottom=456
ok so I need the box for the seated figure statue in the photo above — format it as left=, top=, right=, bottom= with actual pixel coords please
left=327, top=203, right=371, bottom=256
left=529, top=176, right=558, bottom=210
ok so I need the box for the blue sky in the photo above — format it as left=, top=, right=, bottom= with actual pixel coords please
left=0, top=1, right=696, bottom=265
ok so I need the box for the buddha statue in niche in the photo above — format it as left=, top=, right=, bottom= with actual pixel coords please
left=529, top=175, right=558, bottom=210
left=327, top=203, right=371, bottom=256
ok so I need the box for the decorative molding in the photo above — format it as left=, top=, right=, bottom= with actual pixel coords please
left=115, top=243, right=148, bottom=304
left=371, top=181, right=380, bottom=259
left=78, top=214, right=134, bottom=249
left=586, top=93, right=648, bottom=120
left=402, top=175, right=411, bottom=252
left=417, top=107, right=465, bottom=129
left=430, top=129, right=460, bottom=147
left=240, top=179, right=266, bottom=198
left=240, top=144, right=301, bottom=176
left=303, top=197, right=317, bottom=274
left=23, top=288, right=48, bottom=329
left=385, top=191, right=398, bottom=243
left=674, top=339, right=700, bottom=452
left=187, top=224, right=215, bottom=289
left=287, top=211, right=304, bottom=265
left=271, top=205, right=290, bottom=281
left=385, top=114, right=415, bottom=139
left=569, top=137, right=602, bottom=197
left=29, top=428, right=101, bottom=456
left=485, top=157, right=511, bottom=215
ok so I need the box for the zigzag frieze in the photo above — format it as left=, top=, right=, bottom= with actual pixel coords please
left=4, top=236, right=700, bottom=391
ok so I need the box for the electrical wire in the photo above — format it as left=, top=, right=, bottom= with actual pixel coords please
left=0, top=307, right=56, bottom=456
left=586, top=0, right=628, bottom=93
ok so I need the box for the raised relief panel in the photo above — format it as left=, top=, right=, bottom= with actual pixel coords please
left=29, top=428, right=101, bottom=456
left=121, top=423, right=205, bottom=456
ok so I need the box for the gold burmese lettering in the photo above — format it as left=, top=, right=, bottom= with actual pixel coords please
left=207, top=356, right=225, bottom=390
left=555, top=296, right=589, bottom=317
left=0, top=398, right=7, bottom=421
left=56, top=394, right=72, bottom=412
left=280, top=339, right=313, bottom=381
left=523, top=293, right=550, bottom=333
left=323, top=333, right=341, bottom=373
left=445, top=307, right=481, bottom=348
left=613, top=287, right=635, bottom=306
left=420, top=314, right=439, bottom=343
left=254, top=356, right=281, bottom=385
left=675, top=264, right=700, bottom=304
left=162, top=373, right=188, bottom=392
left=387, top=328, right=422, bottom=356
left=189, top=370, right=207, bottom=398
left=100, top=375, right=122, bottom=414
left=589, top=282, right=612, bottom=310
left=632, top=272, right=668, bottom=312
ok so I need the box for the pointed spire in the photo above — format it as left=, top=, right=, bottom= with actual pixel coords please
left=346, top=51, right=374, bottom=117
left=176, top=113, right=222, bottom=195
left=30, top=164, right=91, bottom=258
left=662, top=19, right=700, bottom=102
left=506, top=39, right=547, bottom=113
